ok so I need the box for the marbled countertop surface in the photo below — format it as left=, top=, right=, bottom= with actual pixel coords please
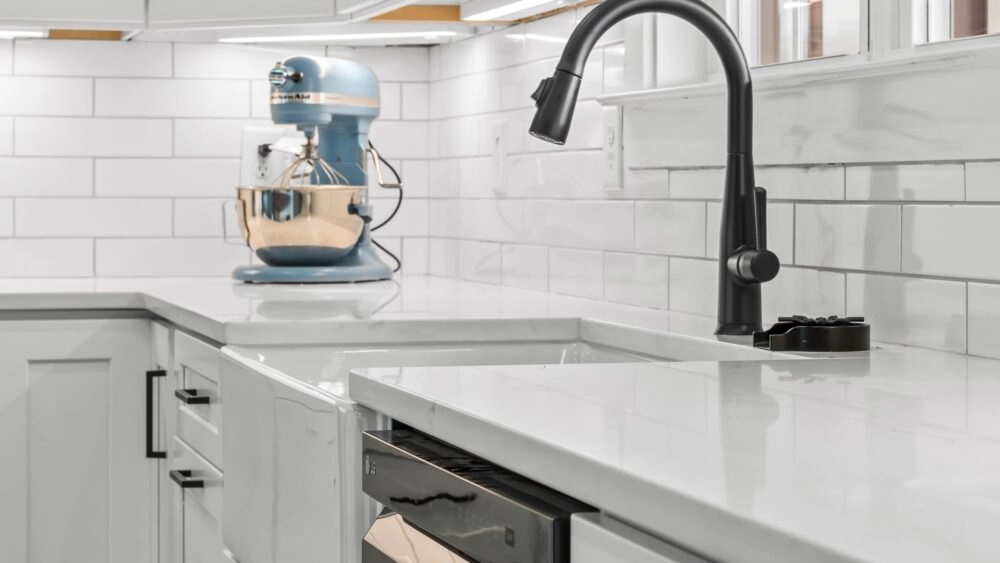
left=2, top=275, right=997, bottom=563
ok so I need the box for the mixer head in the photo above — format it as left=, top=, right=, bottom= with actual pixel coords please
left=269, top=55, right=381, bottom=127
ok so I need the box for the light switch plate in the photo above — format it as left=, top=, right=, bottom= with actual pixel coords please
left=491, top=119, right=508, bottom=196
left=602, top=106, right=624, bottom=191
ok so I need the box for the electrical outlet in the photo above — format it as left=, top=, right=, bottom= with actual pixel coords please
left=239, top=126, right=303, bottom=186
left=491, top=119, right=508, bottom=196
left=602, top=106, right=624, bottom=191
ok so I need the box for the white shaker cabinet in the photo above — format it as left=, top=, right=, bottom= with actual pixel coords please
left=147, top=0, right=336, bottom=28
left=171, top=438, right=228, bottom=563
left=0, top=0, right=144, bottom=28
left=572, top=513, right=710, bottom=563
left=0, top=319, right=156, bottom=563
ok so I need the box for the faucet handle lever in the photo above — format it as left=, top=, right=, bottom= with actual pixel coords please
left=754, top=186, right=767, bottom=250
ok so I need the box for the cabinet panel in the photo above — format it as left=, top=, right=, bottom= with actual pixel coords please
left=29, top=361, right=110, bottom=563
left=175, top=332, right=223, bottom=469
left=0, top=319, right=154, bottom=563
left=571, top=513, right=709, bottom=563
left=148, top=0, right=335, bottom=26
left=0, top=0, right=143, bottom=26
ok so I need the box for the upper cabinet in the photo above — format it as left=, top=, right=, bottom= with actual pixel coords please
left=147, top=0, right=337, bottom=27
left=0, top=0, right=144, bottom=27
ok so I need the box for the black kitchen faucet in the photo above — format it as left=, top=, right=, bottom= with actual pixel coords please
left=528, top=0, right=779, bottom=335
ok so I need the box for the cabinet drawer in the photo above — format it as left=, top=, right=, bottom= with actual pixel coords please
left=171, top=438, right=228, bottom=563
left=175, top=332, right=223, bottom=469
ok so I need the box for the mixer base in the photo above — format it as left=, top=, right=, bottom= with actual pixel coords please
left=232, top=263, right=393, bottom=284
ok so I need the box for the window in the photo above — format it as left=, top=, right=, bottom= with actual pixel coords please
left=745, top=0, right=863, bottom=65
left=912, top=0, right=1000, bottom=44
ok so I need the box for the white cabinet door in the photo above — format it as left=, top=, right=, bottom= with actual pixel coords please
left=148, top=0, right=336, bottom=27
left=0, top=319, right=155, bottom=563
left=0, top=0, right=143, bottom=27
left=571, top=513, right=710, bottom=563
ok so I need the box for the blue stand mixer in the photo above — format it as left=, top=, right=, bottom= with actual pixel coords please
left=231, top=55, right=401, bottom=284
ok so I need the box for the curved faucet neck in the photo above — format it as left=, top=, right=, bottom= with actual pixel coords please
left=556, top=0, right=753, bottom=155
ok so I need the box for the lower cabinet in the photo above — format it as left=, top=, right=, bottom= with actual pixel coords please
left=0, top=319, right=156, bottom=563
left=571, top=513, right=710, bottom=563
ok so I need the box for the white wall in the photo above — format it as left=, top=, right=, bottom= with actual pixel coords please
left=423, top=6, right=1000, bottom=359
left=0, top=39, right=431, bottom=278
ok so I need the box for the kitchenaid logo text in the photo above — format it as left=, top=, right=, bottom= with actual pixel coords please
left=270, top=92, right=379, bottom=108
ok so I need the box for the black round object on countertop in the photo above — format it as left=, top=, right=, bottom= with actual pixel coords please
left=753, top=315, right=871, bottom=352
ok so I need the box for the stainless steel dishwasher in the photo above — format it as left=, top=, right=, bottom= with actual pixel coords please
left=361, top=429, right=595, bottom=562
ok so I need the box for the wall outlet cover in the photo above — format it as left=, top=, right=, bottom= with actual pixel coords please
left=602, top=106, right=624, bottom=191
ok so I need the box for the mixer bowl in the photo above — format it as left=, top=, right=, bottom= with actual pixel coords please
left=236, top=186, right=366, bottom=267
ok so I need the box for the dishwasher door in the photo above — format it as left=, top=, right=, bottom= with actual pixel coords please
left=361, top=429, right=595, bottom=563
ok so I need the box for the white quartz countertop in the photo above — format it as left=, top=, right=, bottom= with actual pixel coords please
left=0, top=275, right=720, bottom=345
left=3, top=274, right=999, bottom=563
left=348, top=348, right=1000, bottom=563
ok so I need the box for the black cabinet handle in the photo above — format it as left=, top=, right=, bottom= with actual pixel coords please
left=146, top=369, right=167, bottom=459
left=169, top=469, right=204, bottom=489
left=175, top=388, right=211, bottom=405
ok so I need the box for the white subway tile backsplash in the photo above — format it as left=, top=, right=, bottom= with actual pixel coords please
left=668, top=258, right=716, bottom=317
left=965, top=162, right=1000, bottom=202
left=96, top=79, right=250, bottom=118
left=706, top=202, right=794, bottom=263
left=0, top=239, right=93, bottom=277
left=605, top=252, right=669, bottom=309
left=458, top=240, right=502, bottom=284
left=401, top=83, right=429, bottom=120
left=16, top=117, right=173, bottom=157
left=549, top=248, right=603, bottom=299
left=795, top=204, right=901, bottom=272
left=174, top=118, right=272, bottom=157
left=519, top=12, right=578, bottom=63
left=430, top=71, right=501, bottom=119
left=174, top=198, right=241, bottom=238
left=635, top=201, right=705, bottom=257
left=903, top=205, right=1000, bottom=280
left=428, top=238, right=458, bottom=277
left=251, top=81, right=270, bottom=119
left=669, top=168, right=723, bottom=199
left=379, top=82, right=402, bottom=120
left=505, top=150, right=604, bottom=199
left=623, top=168, right=669, bottom=199
left=402, top=238, right=429, bottom=274
left=525, top=200, right=633, bottom=251
left=369, top=120, right=429, bottom=159
left=0, top=77, right=93, bottom=116
left=435, top=32, right=522, bottom=80
left=847, top=274, right=967, bottom=353
left=0, top=158, right=92, bottom=196
left=969, top=283, right=1000, bottom=359
left=501, top=244, right=548, bottom=291
left=350, top=47, right=429, bottom=83
left=372, top=198, right=428, bottom=237
left=757, top=166, right=845, bottom=200
left=397, top=160, right=429, bottom=198
left=0, top=40, right=11, bottom=75
left=14, top=40, right=171, bottom=77
left=0, top=198, right=12, bottom=236
left=846, top=164, right=964, bottom=201
left=96, top=238, right=249, bottom=277
left=761, top=267, right=845, bottom=323
left=0, top=117, right=10, bottom=155
left=16, top=198, right=172, bottom=237
left=96, top=158, right=239, bottom=198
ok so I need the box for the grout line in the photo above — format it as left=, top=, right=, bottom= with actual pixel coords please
left=965, top=282, right=970, bottom=355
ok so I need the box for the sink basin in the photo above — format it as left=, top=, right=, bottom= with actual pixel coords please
left=219, top=319, right=787, bottom=563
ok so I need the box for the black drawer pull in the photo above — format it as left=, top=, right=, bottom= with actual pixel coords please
left=146, top=369, right=167, bottom=459
left=170, top=470, right=205, bottom=489
left=175, top=388, right=211, bottom=405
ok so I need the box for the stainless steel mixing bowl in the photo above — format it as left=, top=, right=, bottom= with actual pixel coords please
left=235, top=185, right=366, bottom=267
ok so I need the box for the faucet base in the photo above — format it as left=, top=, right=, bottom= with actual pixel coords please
left=715, top=323, right=761, bottom=336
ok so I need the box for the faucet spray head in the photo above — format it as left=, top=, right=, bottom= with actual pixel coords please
left=528, top=70, right=582, bottom=145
